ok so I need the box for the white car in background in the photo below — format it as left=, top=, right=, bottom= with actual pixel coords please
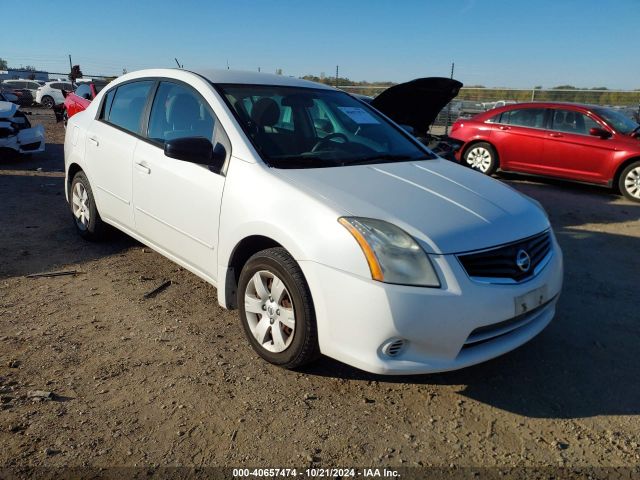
left=64, top=68, right=563, bottom=375
left=36, top=80, right=73, bottom=108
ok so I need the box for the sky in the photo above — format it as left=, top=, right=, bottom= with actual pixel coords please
left=2, top=0, right=639, bottom=89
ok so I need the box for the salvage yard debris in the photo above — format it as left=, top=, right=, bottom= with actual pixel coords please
left=26, top=390, right=54, bottom=400
left=26, top=269, right=82, bottom=278
left=143, top=280, right=172, bottom=299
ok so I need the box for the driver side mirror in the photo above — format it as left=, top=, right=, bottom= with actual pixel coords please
left=164, top=137, right=226, bottom=172
left=589, top=127, right=612, bottom=139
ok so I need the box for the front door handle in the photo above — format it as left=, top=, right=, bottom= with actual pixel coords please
left=499, top=125, right=511, bottom=130
left=549, top=132, right=564, bottom=138
left=87, top=135, right=99, bottom=146
left=135, top=162, right=151, bottom=174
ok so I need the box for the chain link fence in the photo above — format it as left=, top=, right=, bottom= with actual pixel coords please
left=340, top=86, right=640, bottom=135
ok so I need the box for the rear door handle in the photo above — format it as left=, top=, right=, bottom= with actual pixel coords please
left=499, top=125, right=511, bottom=130
left=549, top=132, right=563, bottom=138
left=135, top=162, right=151, bottom=174
left=87, top=135, right=99, bottom=146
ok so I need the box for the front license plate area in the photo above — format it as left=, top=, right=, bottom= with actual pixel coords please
left=515, top=285, right=547, bottom=316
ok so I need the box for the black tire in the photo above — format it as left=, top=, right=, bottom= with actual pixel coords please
left=463, top=142, right=498, bottom=175
left=41, top=95, right=54, bottom=109
left=70, top=171, right=108, bottom=241
left=237, top=247, right=320, bottom=369
left=618, top=161, right=640, bottom=202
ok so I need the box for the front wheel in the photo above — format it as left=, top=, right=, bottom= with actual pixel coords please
left=464, top=142, right=498, bottom=175
left=238, top=247, right=320, bottom=369
left=619, top=161, right=640, bottom=202
left=70, top=171, right=108, bottom=240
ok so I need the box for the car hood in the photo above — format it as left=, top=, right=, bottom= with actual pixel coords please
left=0, top=101, right=18, bottom=119
left=278, top=159, right=549, bottom=254
left=370, top=77, right=463, bottom=135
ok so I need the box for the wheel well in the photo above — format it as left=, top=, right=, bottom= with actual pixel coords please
left=613, top=157, right=640, bottom=191
left=224, top=235, right=284, bottom=309
left=67, top=163, right=83, bottom=196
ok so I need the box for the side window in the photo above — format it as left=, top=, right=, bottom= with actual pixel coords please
left=551, top=109, right=600, bottom=135
left=100, top=88, right=116, bottom=120
left=501, top=108, right=546, bottom=128
left=75, top=84, right=91, bottom=99
left=50, top=83, right=61, bottom=89
left=106, top=81, right=153, bottom=134
left=147, top=81, right=215, bottom=143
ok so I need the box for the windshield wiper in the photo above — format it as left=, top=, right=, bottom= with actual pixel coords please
left=342, top=154, right=432, bottom=166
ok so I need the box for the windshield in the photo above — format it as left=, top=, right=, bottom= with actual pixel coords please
left=593, top=107, right=639, bottom=135
left=218, top=84, right=434, bottom=168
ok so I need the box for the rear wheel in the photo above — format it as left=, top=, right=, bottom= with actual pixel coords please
left=70, top=171, right=108, bottom=240
left=238, top=247, right=320, bottom=369
left=41, top=95, right=54, bottom=109
left=619, top=161, right=640, bottom=202
left=464, top=142, right=498, bottom=175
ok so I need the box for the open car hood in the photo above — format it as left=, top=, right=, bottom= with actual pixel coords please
left=370, top=77, right=463, bottom=135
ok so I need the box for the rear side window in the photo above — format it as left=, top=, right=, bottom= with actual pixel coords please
left=147, top=81, right=215, bottom=143
left=102, top=81, right=153, bottom=134
left=500, top=108, right=546, bottom=128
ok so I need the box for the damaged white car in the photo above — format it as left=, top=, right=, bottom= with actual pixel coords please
left=0, top=101, right=45, bottom=157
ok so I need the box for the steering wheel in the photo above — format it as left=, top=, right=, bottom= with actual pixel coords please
left=311, top=132, right=349, bottom=152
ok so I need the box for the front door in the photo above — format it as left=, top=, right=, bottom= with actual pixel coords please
left=132, top=81, right=228, bottom=281
left=542, top=109, right=616, bottom=183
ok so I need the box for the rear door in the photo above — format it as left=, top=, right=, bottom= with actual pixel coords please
left=541, top=108, right=616, bottom=183
left=84, top=80, right=154, bottom=229
left=489, top=107, right=549, bottom=172
left=131, top=80, right=229, bottom=281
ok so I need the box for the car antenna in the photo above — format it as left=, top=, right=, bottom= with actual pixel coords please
left=174, top=58, right=183, bottom=69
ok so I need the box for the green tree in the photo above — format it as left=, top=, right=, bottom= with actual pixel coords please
left=0, top=58, right=7, bottom=70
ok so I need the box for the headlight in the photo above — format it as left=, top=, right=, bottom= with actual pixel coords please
left=338, top=217, right=440, bottom=287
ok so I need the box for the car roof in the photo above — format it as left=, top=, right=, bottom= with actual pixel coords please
left=497, top=101, right=604, bottom=110
left=115, top=68, right=334, bottom=90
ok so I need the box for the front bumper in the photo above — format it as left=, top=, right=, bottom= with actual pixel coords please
left=0, top=124, right=45, bottom=154
left=299, top=233, right=563, bottom=375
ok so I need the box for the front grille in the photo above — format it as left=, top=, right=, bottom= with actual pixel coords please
left=457, top=231, right=552, bottom=283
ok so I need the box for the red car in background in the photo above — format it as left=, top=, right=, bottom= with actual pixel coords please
left=450, top=102, right=640, bottom=202
left=60, top=80, right=107, bottom=124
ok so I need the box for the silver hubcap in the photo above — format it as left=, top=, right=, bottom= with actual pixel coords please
left=623, top=167, right=640, bottom=199
left=467, top=147, right=492, bottom=172
left=244, top=270, right=295, bottom=353
left=72, top=182, right=91, bottom=228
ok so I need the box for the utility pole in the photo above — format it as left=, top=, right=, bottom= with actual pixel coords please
left=335, top=65, right=339, bottom=88
left=444, top=61, right=455, bottom=135
left=258, top=67, right=261, bottom=72
left=68, top=54, right=73, bottom=74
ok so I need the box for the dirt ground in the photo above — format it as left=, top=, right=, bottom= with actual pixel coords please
left=1, top=109, right=639, bottom=474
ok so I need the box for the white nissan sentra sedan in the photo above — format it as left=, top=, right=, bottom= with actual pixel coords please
left=64, top=68, right=563, bottom=375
